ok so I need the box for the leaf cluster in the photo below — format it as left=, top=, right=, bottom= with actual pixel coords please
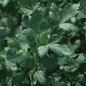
left=0, top=0, right=86, bottom=86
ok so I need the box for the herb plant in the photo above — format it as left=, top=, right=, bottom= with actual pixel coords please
left=0, top=0, right=86, bottom=86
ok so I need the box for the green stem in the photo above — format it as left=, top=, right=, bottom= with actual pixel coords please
left=60, top=0, right=66, bottom=7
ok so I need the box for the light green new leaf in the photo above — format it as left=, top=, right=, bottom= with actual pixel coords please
left=83, top=26, right=86, bottom=31
left=49, top=3, right=60, bottom=21
left=60, top=3, right=79, bottom=23
left=5, top=59, right=17, bottom=71
left=20, top=43, right=29, bottom=54
left=38, top=45, right=49, bottom=57
left=0, top=0, right=9, bottom=7
left=59, top=23, right=78, bottom=32
left=76, top=53, right=85, bottom=63
left=33, top=70, right=46, bottom=84
left=72, top=39, right=80, bottom=52
left=20, top=7, right=33, bottom=14
left=49, top=43, right=71, bottom=56
left=49, top=34, right=62, bottom=43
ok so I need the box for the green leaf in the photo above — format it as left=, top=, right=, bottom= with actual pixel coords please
left=49, top=3, right=60, bottom=21
left=59, top=23, right=78, bottom=32
left=33, top=70, right=46, bottom=84
left=27, top=33, right=37, bottom=49
left=5, top=59, right=17, bottom=71
left=30, top=0, right=38, bottom=7
left=7, top=38, right=20, bottom=48
left=18, top=0, right=31, bottom=8
left=60, top=3, right=79, bottom=23
left=0, top=41, right=5, bottom=51
left=49, top=34, right=62, bottom=43
left=19, top=57, right=35, bottom=70
left=76, top=53, right=85, bottom=63
left=20, top=43, right=29, bottom=54
left=12, top=72, right=25, bottom=85
left=49, top=43, right=71, bottom=56
left=22, top=10, right=47, bottom=33
left=7, top=78, right=12, bottom=86
left=0, top=27, right=7, bottom=39
left=1, top=0, right=86, bottom=86
left=38, top=45, right=49, bottom=57
left=72, top=39, right=80, bottom=52
left=58, top=57, right=68, bottom=66
left=0, top=0, right=9, bottom=7
left=83, top=24, right=86, bottom=31
left=7, top=49, right=27, bottom=64
left=37, top=33, right=49, bottom=45
left=20, top=7, right=33, bottom=14
left=75, top=82, right=81, bottom=86
left=78, top=11, right=86, bottom=18
left=18, top=0, right=38, bottom=8
left=22, top=10, right=42, bottom=30
left=40, top=55, right=57, bottom=71
left=80, top=0, right=86, bottom=14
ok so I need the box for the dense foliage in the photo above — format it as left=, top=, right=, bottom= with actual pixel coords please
left=0, top=0, right=86, bottom=86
